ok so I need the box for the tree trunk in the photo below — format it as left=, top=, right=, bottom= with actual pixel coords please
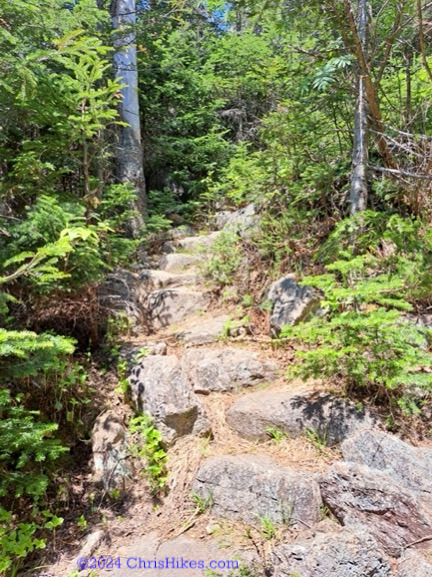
left=350, top=0, right=369, bottom=214
left=112, top=0, right=146, bottom=236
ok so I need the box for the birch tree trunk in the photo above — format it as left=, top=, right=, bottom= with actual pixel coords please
left=112, top=0, right=146, bottom=236
left=350, top=0, right=369, bottom=214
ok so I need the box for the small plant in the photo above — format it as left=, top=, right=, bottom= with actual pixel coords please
left=129, top=414, right=168, bottom=495
left=114, top=359, right=130, bottom=397
left=77, top=514, right=87, bottom=531
left=220, top=316, right=249, bottom=340
left=265, top=426, right=288, bottom=443
left=202, top=231, right=243, bottom=287
left=305, top=428, right=328, bottom=452
left=191, top=491, right=213, bottom=514
left=105, top=314, right=132, bottom=344
left=0, top=509, right=63, bottom=577
left=259, top=299, right=274, bottom=312
left=110, top=488, right=121, bottom=501
left=256, top=515, right=277, bottom=541
left=205, top=571, right=221, bottom=577
left=320, top=504, right=330, bottom=520
left=241, top=294, right=254, bottom=308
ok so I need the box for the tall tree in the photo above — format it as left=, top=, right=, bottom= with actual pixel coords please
left=350, top=0, right=369, bottom=213
left=112, top=0, right=146, bottom=236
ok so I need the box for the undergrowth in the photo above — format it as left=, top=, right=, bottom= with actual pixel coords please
left=280, top=212, right=432, bottom=419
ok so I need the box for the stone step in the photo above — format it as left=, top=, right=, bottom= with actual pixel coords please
left=226, top=389, right=377, bottom=446
left=158, top=253, right=200, bottom=273
left=177, top=231, right=222, bottom=252
left=175, top=314, right=230, bottom=345
left=193, top=454, right=322, bottom=527
left=146, top=288, right=208, bottom=330
left=141, top=268, right=199, bottom=289
left=182, top=347, right=278, bottom=394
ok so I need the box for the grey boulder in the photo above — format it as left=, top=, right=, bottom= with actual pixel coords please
left=320, top=461, right=432, bottom=555
left=272, top=527, right=392, bottom=577
left=178, top=232, right=222, bottom=252
left=215, top=203, right=259, bottom=237
left=92, top=410, right=131, bottom=490
left=342, top=429, right=432, bottom=498
left=226, top=390, right=376, bottom=446
left=182, top=347, right=277, bottom=394
left=158, top=253, right=199, bottom=272
left=264, top=276, right=320, bottom=335
left=128, top=355, right=211, bottom=444
left=97, top=269, right=148, bottom=328
left=192, top=454, right=321, bottom=527
left=146, top=288, right=208, bottom=330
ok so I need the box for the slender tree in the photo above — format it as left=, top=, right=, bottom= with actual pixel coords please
left=350, top=0, right=369, bottom=214
left=112, top=0, right=146, bottom=236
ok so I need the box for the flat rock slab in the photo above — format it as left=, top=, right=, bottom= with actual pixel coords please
left=193, top=454, right=322, bottom=527
left=272, top=527, right=391, bottom=577
left=176, top=315, right=230, bottom=345
left=178, top=232, right=222, bottom=252
left=342, top=429, right=432, bottom=497
left=182, top=347, right=278, bottom=394
left=141, top=269, right=198, bottom=289
left=396, top=550, right=432, bottom=576
left=226, top=390, right=376, bottom=446
left=320, top=461, right=432, bottom=555
left=158, top=253, right=199, bottom=272
left=129, top=355, right=211, bottom=444
left=97, top=534, right=251, bottom=577
left=264, top=276, right=320, bottom=335
left=146, top=288, right=208, bottom=330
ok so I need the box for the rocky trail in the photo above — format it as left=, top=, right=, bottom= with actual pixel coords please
left=45, top=207, right=432, bottom=577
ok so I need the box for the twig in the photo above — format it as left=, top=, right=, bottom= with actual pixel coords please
left=404, top=534, right=432, bottom=549
left=370, top=165, right=432, bottom=180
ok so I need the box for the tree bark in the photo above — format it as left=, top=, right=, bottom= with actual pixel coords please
left=350, top=0, right=370, bottom=214
left=112, top=0, right=146, bottom=237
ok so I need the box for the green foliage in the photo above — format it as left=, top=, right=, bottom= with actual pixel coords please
left=0, top=329, right=74, bottom=380
left=305, top=429, right=328, bottom=451
left=0, top=388, right=65, bottom=576
left=129, top=414, right=169, bottom=495
left=265, top=426, right=288, bottom=443
left=202, top=231, right=243, bottom=287
left=281, top=213, right=432, bottom=415
left=0, top=508, right=62, bottom=577
left=256, top=515, right=277, bottom=541
left=191, top=491, right=213, bottom=514
left=0, top=389, right=67, bottom=500
left=114, top=358, right=130, bottom=398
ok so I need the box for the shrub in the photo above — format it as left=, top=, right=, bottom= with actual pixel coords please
left=281, top=213, right=432, bottom=416
left=129, top=414, right=168, bottom=495
left=202, top=231, right=243, bottom=288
